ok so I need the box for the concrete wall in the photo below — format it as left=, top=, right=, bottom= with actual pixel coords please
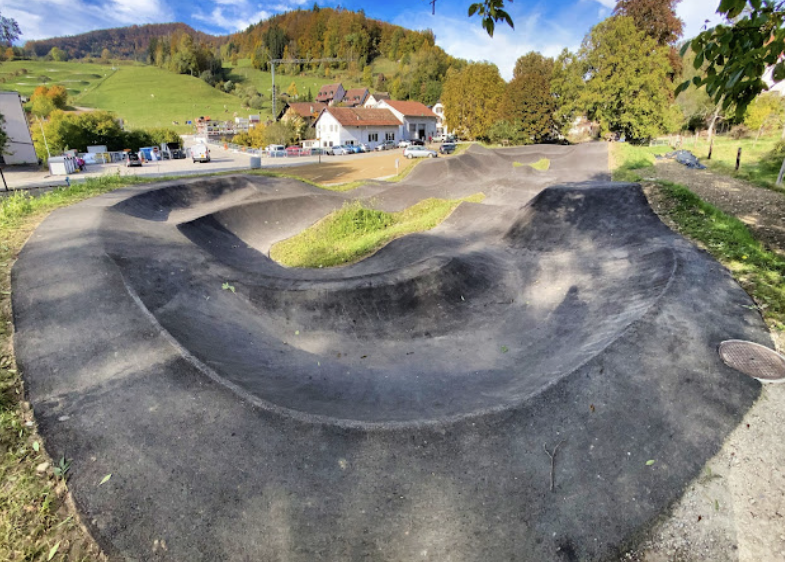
left=0, top=92, right=38, bottom=165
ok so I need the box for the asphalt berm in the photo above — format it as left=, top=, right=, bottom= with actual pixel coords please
left=12, top=143, right=771, bottom=561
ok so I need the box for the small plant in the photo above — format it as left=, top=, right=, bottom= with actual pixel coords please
left=222, top=282, right=236, bottom=293
left=53, top=456, right=71, bottom=480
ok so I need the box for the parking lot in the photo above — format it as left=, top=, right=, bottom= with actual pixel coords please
left=1, top=137, right=450, bottom=192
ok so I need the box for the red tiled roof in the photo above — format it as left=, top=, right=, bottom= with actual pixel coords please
left=321, top=107, right=400, bottom=127
left=285, top=102, right=327, bottom=119
left=382, top=100, right=437, bottom=118
left=343, top=88, right=369, bottom=106
left=316, top=83, right=343, bottom=101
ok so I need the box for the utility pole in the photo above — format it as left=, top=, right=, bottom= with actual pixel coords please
left=36, top=116, right=51, bottom=158
left=269, top=57, right=349, bottom=120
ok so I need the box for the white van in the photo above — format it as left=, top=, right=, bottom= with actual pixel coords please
left=191, top=144, right=210, bottom=163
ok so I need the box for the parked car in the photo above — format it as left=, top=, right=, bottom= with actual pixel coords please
left=125, top=152, right=142, bottom=167
left=375, top=140, right=396, bottom=151
left=286, top=146, right=305, bottom=156
left=345, top=145, right=361, bottom=154
left=358, top=143, right=370, bottom=153
left=331, top=145, right=353, bottom=155
left=403, top=146, right=437, bottom=159
left=410, top=138, right=425, bottom=146
left=397, top=140, right=411, bottom=148
left=439, top=142, right=457, bottom=155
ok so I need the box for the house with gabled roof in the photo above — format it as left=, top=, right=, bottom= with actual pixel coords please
left=364, top=92, right=390, bottom=108
left=316, top=83, right=345, bottom=105
left=342, top=87, right=370, bottom=107
left=279, top=101, right=327, bottom=126
left=313, top=106, right=401, bottom=149
left=377, top=99, right=438, bottom=141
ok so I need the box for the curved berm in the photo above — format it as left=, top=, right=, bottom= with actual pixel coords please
left=12, top=144, right=770, bottom=561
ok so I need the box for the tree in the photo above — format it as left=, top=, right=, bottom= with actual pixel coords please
left=101, top=48, right=111, bottom=61
left=286, top=81, right=299, bottom=98
left=577, top=16, right=675, bottom=140
left=263, top=121, right=296, bottom=146
left=551, top=49, right=584, bottom=134
left=441, top=62, right=506, bottom=140
left=0, top=11, right=21, bottom=47
left=613, top=0, right=684, bottom=75
left=497, top=52, right=555, bottom=144
left=47, top=47, right=68, bottom=61
left=681, top=0, right=785, bottom=118
left=744, top=92, right=785, bottom=140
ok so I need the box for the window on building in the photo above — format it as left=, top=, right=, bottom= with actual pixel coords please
left=409, top=123, right=417, bottom=133
left=347, top=140, right=354, bottom=145
left=368, top=133, right=378, bottom=142
left=385, top=132, right=395, bottom=141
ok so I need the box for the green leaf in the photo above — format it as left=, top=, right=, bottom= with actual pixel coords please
left=468, top=4, right=479, bottom=17
left=500, top=345, right=508, bottom=353
left=221, top=282, right=236, bottom=293
left=48, top=542, right=60, bottom=561
left=0, top=290, right=10, bottom=295
left=99, top=474, right=112, bottom=486
left=33, top=441, right=40, bottom=452
left=646, top=459, right=656, bottom=466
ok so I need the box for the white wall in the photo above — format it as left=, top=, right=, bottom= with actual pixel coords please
left=377, top=101, right=438, bottom=141
left=0, top=92, right=38, bottom=165
left=314, top=112, right=399, bottom=149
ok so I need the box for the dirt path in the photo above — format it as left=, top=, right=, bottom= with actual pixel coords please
left=625, top=164, right=785, bottom=562
left=644, top=160, right=785, bottom=256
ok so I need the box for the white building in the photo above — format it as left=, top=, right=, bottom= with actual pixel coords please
left=377, top=100, right=438, bottom=142
left=432, top=102, right=451, bottom=138
left=364, top=92, right=390, bottom=108
left=0, top=91, right=38, bottom=165
left=314, top=107, right=401, bottom=149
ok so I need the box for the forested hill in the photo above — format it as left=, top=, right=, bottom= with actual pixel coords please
left=24, top=23, right=218, bottom=61
left=227, top=7, right=437, bottom=68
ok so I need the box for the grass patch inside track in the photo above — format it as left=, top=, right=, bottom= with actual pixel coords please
left=271, top=193, right=485, bottom=268
left=513, top=158, right=550, bottom=171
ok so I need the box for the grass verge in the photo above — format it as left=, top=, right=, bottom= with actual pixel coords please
left=271, top=193, right=485, bottom=268
left=651, top=180, right=785, bottom=331
left=0, top=173, right=174, bottom=562
left=610, top=143, right=785, bottom=333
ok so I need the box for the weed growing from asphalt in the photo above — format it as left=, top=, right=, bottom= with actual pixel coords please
left=271, top=193, right=485, bottom=268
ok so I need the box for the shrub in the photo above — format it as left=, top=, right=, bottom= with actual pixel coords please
left=729, top=125, right=751, bottom=139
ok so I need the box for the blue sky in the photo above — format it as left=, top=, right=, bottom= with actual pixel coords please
left=6, top=0, right=723, bottom=80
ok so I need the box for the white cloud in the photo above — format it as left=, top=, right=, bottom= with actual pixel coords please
left=193, top=6, right=272, bottom=32
left=6, top=0, right=174, bottom=41
left=394, top=10, right=582, bottom=81
left=677, top=0, right=725, bottom=39
left=592, top=0, right=616, bottom=8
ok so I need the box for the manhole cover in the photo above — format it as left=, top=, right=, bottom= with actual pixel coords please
left=719, top=340, right=785, bottom=383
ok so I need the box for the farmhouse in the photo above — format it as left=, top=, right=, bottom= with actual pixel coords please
left=0, top=92, right=38, bottom=165
left=314, top=107, right=400, bottom=149
left=342, top=87, right=370, bottom=107
left=279, top=101, right=327, bottom=127
left=377, top=99, right=438, bottom=141
left=364, top=92, right=390, bottom=107
left=316, top=83, right=346, bottom=105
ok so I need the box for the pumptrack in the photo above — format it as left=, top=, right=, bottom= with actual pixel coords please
left=13, top=144, right=770, bottom=561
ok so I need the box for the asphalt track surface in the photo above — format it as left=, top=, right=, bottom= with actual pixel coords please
left=13, top=143, right=771, bottom=561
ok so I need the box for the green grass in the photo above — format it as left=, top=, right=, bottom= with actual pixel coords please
left=610, top=135, right=785, bottom=190
left=514, top=158, right=550, bottom=171
left=76, top=65, right=250, bottom=133
left=368, top=57, right=399, bottom=77
left=655, top=180, right=785, bottom=331
left=0, top=60, right=113, bottom=98
left=271, top=193, right=485, bottom=268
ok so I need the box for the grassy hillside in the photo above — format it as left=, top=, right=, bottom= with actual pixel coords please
left=0, top=60, right=113, bottom=97
left=227, top=58, right=361, bottom=104
left=76, top=65, right=249, bottom=132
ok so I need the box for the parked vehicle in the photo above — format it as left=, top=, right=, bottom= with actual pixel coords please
left=439, top=142, right=457, bottom=155
left=397, top=140, right=411, bottom=148
left=191, top=144, right=211, bottom=163
left=331, top=145, right=353, bottom=155
left=125, top=152, right=142, bottom=167
left=266, top=144, right=286, bottom=157
left=286, top=146, right=306, bottom=156
left=403, top=146, right=437, bottom=159
left=410, top=139, right=425, bottom=146
left=160, top=142, right=185, bottom=159
left=358, top=143, right=370, bottom=153
left=375, top=140, right=396, bottom=151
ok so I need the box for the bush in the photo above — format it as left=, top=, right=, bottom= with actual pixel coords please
left=729, top=125, right=751, bottom=139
